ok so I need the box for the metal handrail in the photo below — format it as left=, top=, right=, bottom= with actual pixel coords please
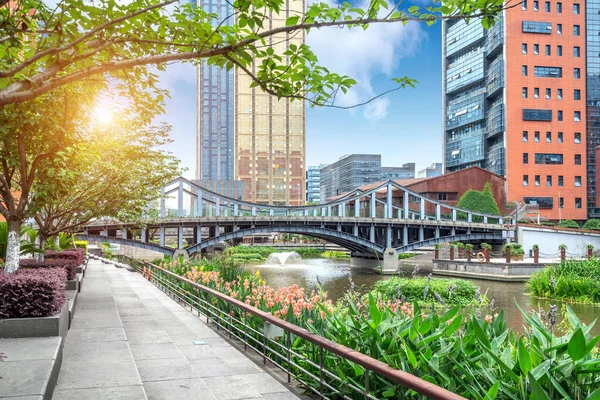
left=117, top=255, right=465, bottom=400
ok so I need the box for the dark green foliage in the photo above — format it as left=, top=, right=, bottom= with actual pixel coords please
left=557, top=219, right=579, bottom=229
left=223, top=246, right=326, bottom=262
left=527, top=258, right=600, bottom=303
left=373, top=277, right=484, bottom=306
left=541, top=221, right=556, bottom=226
left=583, top=219, right=600, bottom=230
left=504, top=243, right=524, bottom=257
left=456, top=182, right=500, bottom=216
left=398, top=252, right=417, bottom=260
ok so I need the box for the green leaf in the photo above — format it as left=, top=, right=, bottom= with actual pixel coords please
left=568, top=328, right=587, bottom=361
left=285, top=15, right=300, bottom=26
left=587, top=387, right=600, bottom=400
left=518, top=339, right=532, bottom=375
left=368, top=293, right=382, bottom=327
left=527, top=372, right=550, bottom=400
left=485, top=381, right=499, bottom=400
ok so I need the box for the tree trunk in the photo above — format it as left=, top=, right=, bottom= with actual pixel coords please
left=36, top=233, right=47, bottom=262
left=4, top=218, right=21, bottom=274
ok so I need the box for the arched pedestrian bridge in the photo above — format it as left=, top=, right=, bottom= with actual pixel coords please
left=78, top=177, right=511, bottom=271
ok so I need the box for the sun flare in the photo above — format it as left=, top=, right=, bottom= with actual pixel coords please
left=94, top=105, right=113, bottom=124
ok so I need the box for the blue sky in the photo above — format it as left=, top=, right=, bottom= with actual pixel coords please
left=157, top=14, right=443, bottom=178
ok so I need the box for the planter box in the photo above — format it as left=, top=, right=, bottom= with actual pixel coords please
left=66, top=273, right=83, bottom=292
left=67, top=290, right=78, bottom=329
left=0, top=302, right=68, bottom=340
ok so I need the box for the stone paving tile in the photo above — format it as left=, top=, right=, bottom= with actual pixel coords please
left=202, top=375, right=262, bottom=400
left=241, top=372, right=292, bottom=395
left=0, top=359, right=56, bottom=397
left=144, top=378, right=216, bottom=400
left=125, top=329, right=173, bottom=344
left=136, top=357, right=197, bottom=382
left=129, top=342, right=185, bottom=361
left=0, top=337, right=60, bottom=361
left=65, top=327, right=127, bottom=343
left=53, top=385, right=146, bottom=400
left=176, top=343, right=219, bottom=361
left=189, top=358, right=236, bottom=378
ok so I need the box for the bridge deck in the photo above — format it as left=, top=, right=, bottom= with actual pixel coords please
left=54, top=259, right=303, bottom=400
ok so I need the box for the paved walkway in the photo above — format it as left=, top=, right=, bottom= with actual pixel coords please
left=54, top=259, right=302, bottom=400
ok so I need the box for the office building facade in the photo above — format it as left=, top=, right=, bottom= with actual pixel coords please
left=381, top=164, right=416, bottom=180
left=320, top=154, right=382, bottom=201
left=443, top=4, right=588, bottom=220
left=417, top=162, right=443, bottom=178
left=306, top=165, right=323, bottom=203
left=235, top=0, right=306, bottom=206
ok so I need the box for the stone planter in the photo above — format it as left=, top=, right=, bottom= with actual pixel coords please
left=0, top=302, right=68, bottom=340
left=466, top=252, right=472, bottom=262
left=588, top=248, right=593, bottom=259
left=434, top=249, right=439, bottom=260
left=485, top=249, right=490, bottom=263
left=505, top=247, right=511, bottom=263
left=560, top=249, right=566, bottom=261
left=450, top=247, right=455, bottom=261
left=458, top=248, right=464, bottom=258
left=534, top=248, right=539, bottom=264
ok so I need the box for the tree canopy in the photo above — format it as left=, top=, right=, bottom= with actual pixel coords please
left=0, top=0, right=507, bottom=107
left=456, top=182, right=501, bottom=215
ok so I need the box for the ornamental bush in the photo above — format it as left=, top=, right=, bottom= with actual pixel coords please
left=557, top=219, right=579, bottom=229
left=73, top=240, right=88, bottom=251
left=456, top=182, right=500, bottom=215
left=19, top=258, right=77, bottom=280
left=583, top=219, right=600, bottom=230
left=45, top=249, right=85, bottom=267
left=0, top=268, right=67, bottom=319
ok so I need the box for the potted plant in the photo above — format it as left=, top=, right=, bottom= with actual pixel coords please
left=532, top=244, right=539, bottom=264
left=587, top=244, right=594, bottom=259
left=558, top=244, right=567, bottom=261
left=510, top=244, right=524, bottom=261
left=465, top=243, right=474, bottom=262
left=434, top=243, right=441, bottom=260
left=456, top=242, right=465, bottom=258
left=481, top=243, right=492, bottom=263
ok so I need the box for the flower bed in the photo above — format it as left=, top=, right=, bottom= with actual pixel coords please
left=45, top=249, right=85, bottom=267
left=0, top=268, right=67, bottom=319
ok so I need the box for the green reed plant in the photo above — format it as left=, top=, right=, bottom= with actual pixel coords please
left=527, top=258, right=600, bottom=303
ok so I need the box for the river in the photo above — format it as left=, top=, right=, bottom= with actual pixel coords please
left=243, top=257, right=600, bottom=334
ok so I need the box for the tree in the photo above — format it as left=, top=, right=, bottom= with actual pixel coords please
left=457, top=182, right=500, bottom=215
left=33, top=122, right=180, bottom=256
left=0, top=0, right=506, bottom=108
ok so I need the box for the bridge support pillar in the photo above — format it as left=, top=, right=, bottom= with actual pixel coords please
left=196, top=226, right=202, bottom=244
left=353, top=225, right=358, bottom=237
left=382, top=248, right=398, bottom=273
left=435, top=227, right=440, bottom=239
left=403, top=226, right=408, bottom=247
left=102, top=228, right=108, bottom=237
left=352, top=248, right=398, bottom=273
left=178, top=226, right=184, bottom=249
left=369, top=225, right=375, bottom=242
left=160, top=227, right=165, bottom=247
left=122, top=228, right=127, bottom=240
left=386, top=226, right=392, bottom=248
left=419, top=227, right=424, bottom=242
left=141, top=229, right=147, bottom=243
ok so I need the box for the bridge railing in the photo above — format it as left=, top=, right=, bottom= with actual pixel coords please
left=116, top=255, right=465, bottom=400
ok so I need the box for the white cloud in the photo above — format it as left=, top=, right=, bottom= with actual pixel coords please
left=307, top=0, right=426, bottom=121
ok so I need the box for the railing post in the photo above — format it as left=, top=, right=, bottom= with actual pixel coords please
left=354, top=198, right=360, bottom=217
left=499, top=218, right=504, bottom=225
left=403, top=226, right=408, bottom=246
left=387, top=183, right=393, bottom=219
left=327, top=206, right=332, bottom=217
left=196, top=226, right=201, bottom=244
left=419, top=226, right=424, bottom=242
left=403, top=191, right=409, bottom=219
left=252, top=206, right=256, bottom=217
left=353, top=224, right=359, bottom=236
left=160, top=186, right=166, bottom=218
left=122, top=228, right=127, bottom=240
left=233, top=203, right=239, bottom=217
left=215, top=198, right=221, bottom=217
left=269, top=209, right=274, bottom=217
left=420, top=198, right=425, bottom=220
left=435, top=227, right=440, bottom=239
left=369, top=225, right=375, bottom=242
left=159, top=226, right=165, bottom=247
left=436, top=204, right=441, bottom=220
left=178, top=226, right=183, bottom=249
left=468, top=213, right=472, bottom=223
left=386, top=226, right=392, bottom=248
left=484, top=216, right=488, bottom=224
left=196, top=189, right=202, bottom=217
left=178, top=180, right=184, bottom=217
left=370, top=193, right=376, bottom=218
left=452, top=209, right=457, bottom=222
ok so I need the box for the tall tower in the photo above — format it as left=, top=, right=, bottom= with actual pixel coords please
left=195, top=0, right=234, bottom=181
left=235, top=0, right=306, bottom=206
left=442, top=3, right=588, bottom=221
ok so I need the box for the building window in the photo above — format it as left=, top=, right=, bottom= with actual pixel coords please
left=557, top=45, right=562, bottom=56
left=523, top=87, right=528, bottom=98
left=546, top=131, right=552, bottom=142
left=523, top=65, right=528, bottom=76
left=558, top=131, right=563, bottom=143
left=523, top=0, right=527, bottom=9
left=558, top=110, right=563, bottom=121
left=438, top=193, right=448, bottom=201
left=535, top=175, right=541, bottom=186
left=523, top=21, right=553, bottom=33
left=522, top=43, right=528, bottom=54
left=558, top=88, right=563, bottom=99
left=575, top=111, right=581, bottom=121
left=545, top=1, right=550, bottom=11
left=534, top=88, right=540, bottom=98
left=576, top=198, right=582, bottom=208
left=525, top=197, right=554, bottom=209
left=534, top=66, right=562, bottom=77
left=574, top=46, right=581, bottom=57
left=546, top=88, right=551, bottom=99
left=547, top=176, right=552, bottom=186
left=575, top=68, right=581, bottom=79
left=560, top=197, right=564, bottom=208
left=524, top=175, right=529, bottom=186
left=575, top=154, right=582, bottom=165
left=575, top=132, right=581, bottom=143
left=574, top=89, right=581, bottom=100
left=557, top=23, right=562, bottom=34
left=558, top=175, right=564, bottom=186
left=557, top=2, right=562, bottom=12
left=523, top=131, right=529, bottom=142
left=534, top=44, right=540, bottom=55
left=575, top=176, right=582, bottom=187
left=523, top=153, right=529, bottom=164
left=535, top=131, right=540, bottom=142
left=574, top=3, right=580, bottom=14
left=535, top=153, right=564, bottom=164
left=524, top=109, right=553, bottom=122
left=545, top=45, right=551, bottom=56
left=534, top=0, right=539, bottom=10
left=574, top=25, right=580, bottom=36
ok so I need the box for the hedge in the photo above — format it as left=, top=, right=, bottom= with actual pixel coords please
left=45, top=249, right=85, bottom=267
left=20, top=258, right=77, bottom=280
left=73, top=240, right=88, bottom=251
left=0, top=268, right=67, bottom=319
left=557, top=219, right=579, bottom=229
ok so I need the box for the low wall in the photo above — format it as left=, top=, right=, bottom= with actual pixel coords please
left=433, top=259, right=546, bottom=280
left=519, top=226, right=600, bottom=257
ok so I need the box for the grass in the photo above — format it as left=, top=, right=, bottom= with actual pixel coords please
left=372, top=276, right=485, bottom=307
left=527, top=258, right=600, bottom=303
left=322, top=251, right=350, bottom=259
left=398, top=252, right=417, bottom=260
left=222, top=245, right=350, bottom=262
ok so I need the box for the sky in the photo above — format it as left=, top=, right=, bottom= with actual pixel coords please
left=156, top=4, right=444, bottom=178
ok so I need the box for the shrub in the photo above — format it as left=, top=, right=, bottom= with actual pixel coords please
left=73, top=240, right=88, bottom=251
left=481, top=242, right=492, bottom=250
left=45, top=249, right=85, bottom=267
left=503, top=243, right=524, bottom=257
left=456, top=182, right=500, bottom=215
left=527, top=258, right=600, bottom=303
left=373, top=277, right=484, bottom=307
left=557, top=219, right=579, bottom=229
left=541, top=221, right=556, bottom=226
left=397, top=252, right=417, bottom=260
left=20, top=258, right=77, bottom=280
left=0, top=268, right=67, bottom=318
left=583, top=219, right=600, bottom=230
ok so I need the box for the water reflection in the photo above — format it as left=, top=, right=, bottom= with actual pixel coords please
left=244, top=258, right=600, bottom=334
